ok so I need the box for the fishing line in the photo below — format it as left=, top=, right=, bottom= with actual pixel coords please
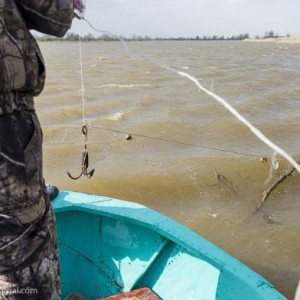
left=83, top=17, right=129, bottom=53
left=80, top=16, right=300, bottom=174
left=67, top=5, right=95, bottom=180
left=90, top=124, right=261, bottom=158
left=79, top=36, right=86, bottom=126
left=43, top=124, right=261, bottom=158
left=74, top=1, right=87, bottom=126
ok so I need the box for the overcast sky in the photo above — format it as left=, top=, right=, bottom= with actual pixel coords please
left=71, top=0, right=300, bottom=38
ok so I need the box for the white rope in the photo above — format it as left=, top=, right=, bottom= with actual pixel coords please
left=176, top=71, right=300, bottom=174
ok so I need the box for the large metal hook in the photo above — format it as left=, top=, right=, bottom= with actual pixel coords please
left=67, top=125, right=95, bottom=180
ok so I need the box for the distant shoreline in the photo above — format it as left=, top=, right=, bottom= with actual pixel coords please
left=245, top=36, right=300, bottom=44
left=36, top=34, right=300, bottom=44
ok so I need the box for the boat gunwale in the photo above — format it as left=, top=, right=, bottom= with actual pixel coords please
left=52, top=190, right=286, bottom=299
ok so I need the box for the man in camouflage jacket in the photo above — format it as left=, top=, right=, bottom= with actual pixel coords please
left=0, top=0, right=82, bottom=298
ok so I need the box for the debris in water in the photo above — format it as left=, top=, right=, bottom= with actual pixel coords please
left=214, top=168, right=237, bottom=196
left=257, top=164, right=298, bottom=210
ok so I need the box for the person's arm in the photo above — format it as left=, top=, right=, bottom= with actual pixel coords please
left=15, top=0, right=79, bottom=37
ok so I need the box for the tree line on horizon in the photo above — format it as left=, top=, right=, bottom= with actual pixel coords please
left=36, top=30, right=290, bottom=42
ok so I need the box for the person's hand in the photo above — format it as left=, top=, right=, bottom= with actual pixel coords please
left=74, top=0, right=84, bottom=19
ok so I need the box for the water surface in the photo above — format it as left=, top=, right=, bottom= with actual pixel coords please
left=37, top=41, right=300, bottom=299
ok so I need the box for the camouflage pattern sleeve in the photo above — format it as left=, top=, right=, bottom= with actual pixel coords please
left=0, top=0, right=76, bottom=107
left=15, top=0, right=74, bottom=37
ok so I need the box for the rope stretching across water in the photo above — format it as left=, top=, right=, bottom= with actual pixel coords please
left=77, top=16, right=300, bottom=174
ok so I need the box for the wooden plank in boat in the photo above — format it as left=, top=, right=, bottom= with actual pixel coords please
left=98, top=287, right=161, bottom=300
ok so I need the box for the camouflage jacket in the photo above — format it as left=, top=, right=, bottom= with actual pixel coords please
left=0, top=0, right=74, bottom=115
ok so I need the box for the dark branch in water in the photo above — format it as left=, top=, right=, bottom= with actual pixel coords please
left=257, top=164, right=299, bottom=211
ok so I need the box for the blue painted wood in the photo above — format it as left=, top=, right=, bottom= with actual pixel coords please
left=135, top=242, right=220, bottom=300
left=52, top=191, right=286, bottom=300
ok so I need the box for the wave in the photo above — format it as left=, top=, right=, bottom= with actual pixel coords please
left=97, top=83, right=151, bottom=88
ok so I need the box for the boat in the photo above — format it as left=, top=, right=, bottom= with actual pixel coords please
left=52, top=191, right=286, bottom=300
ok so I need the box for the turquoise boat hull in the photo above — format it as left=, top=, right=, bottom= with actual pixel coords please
left=52, top=191, right=286, bottom=300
